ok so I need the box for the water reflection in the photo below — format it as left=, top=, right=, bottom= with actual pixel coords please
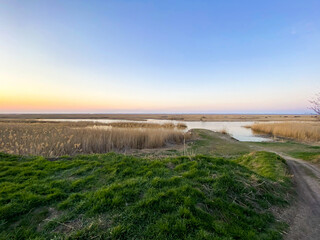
left=145, top=119, right=270, bottom=142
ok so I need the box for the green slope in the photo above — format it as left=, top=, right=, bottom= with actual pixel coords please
left=0, top=151, right=291, bottom=240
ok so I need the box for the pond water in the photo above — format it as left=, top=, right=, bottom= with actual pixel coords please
left=146, top=119, right=271, bottom=142
left=41, top=119, right=271, bottom=142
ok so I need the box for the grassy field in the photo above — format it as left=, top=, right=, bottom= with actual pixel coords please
left=0, top=150, right=291, bottom=240
left=187, top=129, right=251, bottom=158
left=4, top=125, right=318, bottom=239
left=187, top=129, right=320, bottom=164
left=0, top=113, right=317, bottom=122
left=250, top=122, right=320, bottom=142
left=186, top=129, right=320, bottom=163
left=248, top=141, right=320, bottom=164
left=0, top=122, right=188, bottom=157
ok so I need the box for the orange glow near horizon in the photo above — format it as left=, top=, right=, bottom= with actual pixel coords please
left=0, top=92, right=309, bottom=113
left=0, top=70, right=312, bottom=114
left=0, top=95, right=134, bottom=112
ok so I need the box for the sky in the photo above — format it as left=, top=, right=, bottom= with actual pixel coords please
left=1, top=0, right=320, bottom=114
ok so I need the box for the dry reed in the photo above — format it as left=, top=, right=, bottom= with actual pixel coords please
left=250, top=122, right=320, bottom=142
left=219, top=128, right=228, bottom=135
left=0, top=122, right=188, bottom=157
left=0, top=120, right=187, bottom=129
left=104, top=122, right=187, bottom=129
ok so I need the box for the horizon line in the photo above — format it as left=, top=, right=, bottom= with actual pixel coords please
left=0, top=112, right=315, bottom=115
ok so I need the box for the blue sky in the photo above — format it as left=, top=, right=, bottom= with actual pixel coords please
left=1, top=0, right=320, bottom=113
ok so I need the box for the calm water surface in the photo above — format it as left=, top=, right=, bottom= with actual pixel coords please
left=43, top=119, right=271, bottom=142
left=147, top=119, right=271, bottom=142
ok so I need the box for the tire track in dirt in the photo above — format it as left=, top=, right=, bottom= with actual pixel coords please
left=252, top=147, right=320, bottom=240
left=279, top=154, right=320, bottom=240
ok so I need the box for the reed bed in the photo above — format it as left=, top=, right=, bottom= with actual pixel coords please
left=250, top=122, right=320, bottom=142
left=0, top=120, right=187, bottom=129
left=0, top=122, right=188, bottom=157
left=104, top=122, right=187, bottom=129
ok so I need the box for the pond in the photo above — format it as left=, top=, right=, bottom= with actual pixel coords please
left=41, top=119, right=271, bottom=142
left=146, top=119, right=271, bottom=142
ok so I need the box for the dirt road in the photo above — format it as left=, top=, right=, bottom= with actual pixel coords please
left=275, top=153, right=320, bottom=240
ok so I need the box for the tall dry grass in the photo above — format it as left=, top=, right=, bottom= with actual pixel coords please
left=0, top=120, right=187, bottom=129
left=250, top=122, right=320, bottom=142
left=219, top=128, right=229, bottom=135
left=0, top=122, right=188, bottom=157
left=104, top=122, right=187, bottom=129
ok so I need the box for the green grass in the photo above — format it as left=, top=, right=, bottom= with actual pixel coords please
left=189, top=129, right=320, bottom=164
left=235, top=151, right=290, bottom=183
left=0, top=150, right=291, bottom=240
left=289, top=152, right=320, bottom=162
left=189, top=129, right=251, bottom=157
left=249, top=141, right=320, bottom=164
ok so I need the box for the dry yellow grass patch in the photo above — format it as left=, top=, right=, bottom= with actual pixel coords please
left=250, top=122, right=320, bottom=142
left=104, top=122, right=187, bottom=129
left=0, top=120, right=187, bottom=129
left=219, top=128, right=229, bottom=135
left=0, top=122, right=188, bottom=157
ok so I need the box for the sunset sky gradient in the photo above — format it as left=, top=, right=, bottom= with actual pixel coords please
left=1, top=0, right=320, bottom=113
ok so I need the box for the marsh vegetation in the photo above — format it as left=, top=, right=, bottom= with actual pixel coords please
left=250, top=122, right=320, bottom=142
left=0, top=121, right=188, bottom=157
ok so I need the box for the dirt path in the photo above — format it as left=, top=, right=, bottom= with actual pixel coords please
left=247, top=141, right=320, bottom=239
left=277, top=153, right=320, bottom=240
left=250, top=148, right=320, bottom=240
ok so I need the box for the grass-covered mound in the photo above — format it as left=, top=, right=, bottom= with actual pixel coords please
left=0, top=152, right=291, bottom=239
left=235, top=151, right=290, bottom=182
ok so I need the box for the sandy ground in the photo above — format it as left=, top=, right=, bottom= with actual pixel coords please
left=251, top=141, right=320, bottom=239
left=277, top=154, right=320, bottom=240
